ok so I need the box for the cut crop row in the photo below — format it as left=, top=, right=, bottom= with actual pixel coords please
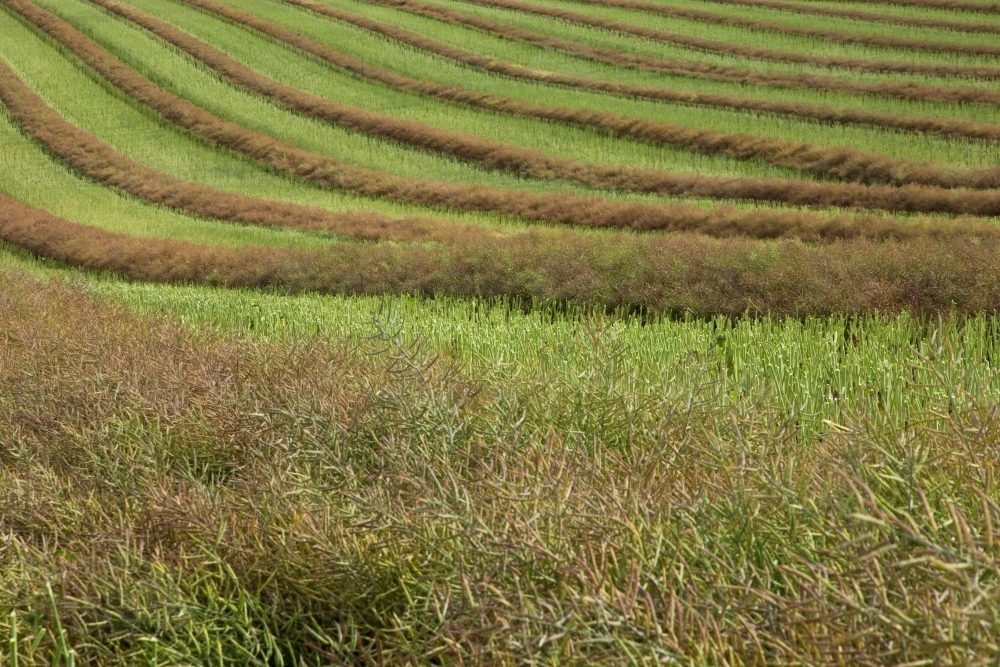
left=831, top=0, right=999, bottom=15
left=93, top=0, right=1000, bottom=201
left=354, top=0, right=1000, bottom=106
left=5, top=191, right=1000, bottom=317
left=19, top=0, right=1000, bottom=236
left=699, top=0, right=1000, bottom=35
left=10, top=48, right=988, bottom=244
left=448, top=0, right=1000, bottom=77
left=96, top=0, right=1000, bottom=207
left=284, top=0, right=1000, bottom=144
left=548, top=0, right=1000, bottom=56
left=0, top=61, right=498, bottom=245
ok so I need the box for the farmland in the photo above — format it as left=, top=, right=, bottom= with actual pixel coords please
left=1, top=0, right=1000, bottom=663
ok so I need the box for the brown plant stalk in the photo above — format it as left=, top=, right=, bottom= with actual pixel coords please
left=16, top=0, right=1000, bottom=239
left=4, top=190, right=1000, bottom=317
left=281, top=0, right=1000, bottom=144
left=698, top=0, right=1000, bottom=35
left=547, top=0, right=1000, bottom=56
left=354, top=0, right=1000, bottom=103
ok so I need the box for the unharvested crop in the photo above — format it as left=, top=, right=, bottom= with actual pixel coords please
left=357, top=0, right=1000, bottom=103
left=2, top=271, right=1000, bottom=664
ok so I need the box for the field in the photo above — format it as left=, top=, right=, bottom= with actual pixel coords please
left=1, top=0, right=1000, bottom=663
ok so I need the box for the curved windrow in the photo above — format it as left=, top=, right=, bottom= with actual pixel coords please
left=353, top=0, right=1000, bottom=108
left=539, top=0, right=1000, bottom=57
left=696, top=0, right=1000, bottom=35
left=4, top=191, right=1000, bottom=317
left=277, top=0, right=1000, bottom=143
left=86, top=0, right=1000, bottom=200
left=16, top=0, right=1000, bottom=236
left=428, top=0, right=1000, bottom=77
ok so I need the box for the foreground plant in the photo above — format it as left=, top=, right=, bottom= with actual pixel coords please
left=1, top=270, right=998, bottom=665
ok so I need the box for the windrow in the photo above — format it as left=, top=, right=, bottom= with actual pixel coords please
left=17, top=0, right=990, bottom=242
left=4, top=191, right=1000, bottom=317
left=837, top=0, right=1000, bottom=14
left=699, top=0, right=1000, bottom=35
left=0, top=61, right=499, bottom=245
left=14, top=57, right=986, bottom=244
left=353, top=0, right=1000, bottom=106
left=95, top=0, right=1000, bottom=205
left=439, top=0, right=1000, bottom=79
left=120, top=0, right=1000, bottom=196
left=11, top=55, right=1000, bottom=245
left=178, top=0, right=1000, bottom=155
left=164, top=0, right=1000, bottom=177
left=547, top=0, right=1000, bottom=57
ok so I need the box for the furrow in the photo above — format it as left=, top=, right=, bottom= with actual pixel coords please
left=353, top=0, right=1000, bottom=105
left=550, top=0, right=1000, bottom=57
left=4, top=190, right=1000, bottom=317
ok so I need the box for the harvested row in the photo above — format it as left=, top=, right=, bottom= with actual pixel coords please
left=431, top=0, right=1000, bottom=78
left=98, top=0, right=1000, bottom=207
left=4, top=0, right=848, bottom=238
left=552, top=0, right=1000, bottom=57
left=19, top=0, right=1000, bottom=238
left=700, top=0, right=1000, bottom=35
left=355, top=0, right=1000, bottom=106
left=95, top=0, right=1000, bottom=199
left=0, top=62, right=496, bottom=245
left=287, top=0, right=1000, bottom=143
left=10, top=54, right=1000, bottom=245
left=834, top=0, right=1000, bottom=14
left=5, top=190, right=1000, bottom=317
